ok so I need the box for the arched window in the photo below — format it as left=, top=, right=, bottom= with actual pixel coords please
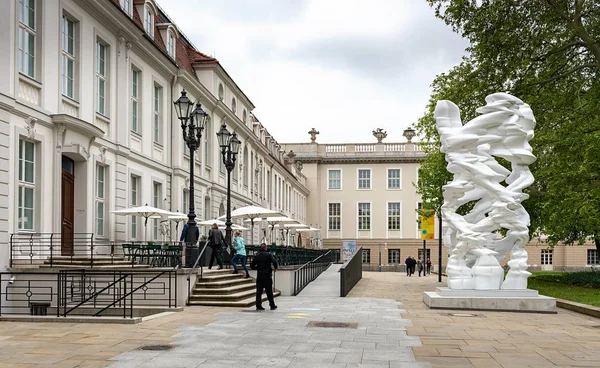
left=231, top=98, right=237, bottom=114
left=144, top=5, right=154, bottom=38
left=167, top=30, right=175, bottom=58
left=218, top=83, right=224, bottom=101
left=243, top=109, right=247, bottom=124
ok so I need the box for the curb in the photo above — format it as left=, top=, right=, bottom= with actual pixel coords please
left=556, top=299, right=600, bottom=319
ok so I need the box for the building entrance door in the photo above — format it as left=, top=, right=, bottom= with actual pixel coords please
left=61, top=156, right=75, bottom=256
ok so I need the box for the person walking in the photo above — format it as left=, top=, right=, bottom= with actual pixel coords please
left=405, top=256, right=411, bottom=276
left=426, top=258, right=432, bottom=275
left=208, top=223, right=224, bottom=270
left=180, top=222, right=199, bottom=244
left=418, top=258, right=424, bottom=277
left=231, top=231, right=250, bottom=278
left=250, top=243, right=278, bottom=310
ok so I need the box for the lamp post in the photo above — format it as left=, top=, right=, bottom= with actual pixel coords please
left=217, top=122, right=241, bottom=248
left=173, top=89, right=208, bottom=249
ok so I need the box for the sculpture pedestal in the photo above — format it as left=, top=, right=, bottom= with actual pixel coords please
left=423, top=287, right=556, bottom=313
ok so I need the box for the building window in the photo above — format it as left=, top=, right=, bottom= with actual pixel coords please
left=362, top=249, right=370, bottom=264
left=18, top=139, right=35, bottom=231
left=131, top=68, right=139, bottom=133
left=18, top=0, right=36, bottom=78
left=96, top=165, right=105, bottom=236
left=328, top=169, right=341, bottom=190
left=540, top=249, right=553, bottom=265
left=153, top=182, right=162, bottom=240
left=588, top=249, right=599, bottom=265
left=358, top=202, right=371, bottom=231
left=61, top=14, right=75, bottom=99
left=96, top=41, right=107, bottom=115
left=120, top=0, right=131, bottom=15
left=167, top=30, right=175, bottom=58
left=231, top=98, right=237, bottom=114
left=418, top=249, right=431, bottom=261
left=243, top=146, right=249, bottom=187
left=328, top=203, right=340, bottom=230
left=388, top=169, right=401, bottom=189
left=182, top=188, right=189, bottom=214
left=144, top=5, right=154, bottom=38
left=388, top=202, right=401, bottom=230
left=130, top=175, right=139, bottom=238
left=243, top=109, right=247, bottom=124
left=388, top=249, right=401, bottom=264
left=218, top=83, right=224, bottom=100
left=358, top=169, right=371, bottom=189
left=153, top=85, right=161, bottom=144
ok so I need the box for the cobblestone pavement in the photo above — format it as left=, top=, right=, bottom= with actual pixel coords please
left=1, top=268, right=599, bottom=367
left=349, top=272, right=600, bottom=368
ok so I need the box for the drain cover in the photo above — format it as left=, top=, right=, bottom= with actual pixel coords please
left=307, top=321, right=358, bottom=329
left=441, top=312, right=483, bottom=318
left=139, top=345, right=173, bottom=351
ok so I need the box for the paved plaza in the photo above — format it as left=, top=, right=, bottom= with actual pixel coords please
left=0, top=267, right=599, bottom=367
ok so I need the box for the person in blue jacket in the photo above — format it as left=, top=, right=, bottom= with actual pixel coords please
left=180, top=223, right=199, bottom=244
left=231, top=230, right=250, bottom=278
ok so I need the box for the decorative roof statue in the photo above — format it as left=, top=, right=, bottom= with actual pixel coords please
left=372, top=128, right=387, bottom=143
left=308, top=128, right=319, bottom=143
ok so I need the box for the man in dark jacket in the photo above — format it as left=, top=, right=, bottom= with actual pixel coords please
left=250, top=243, right=278, bottom=310
left=208, top=223, right=224, bottom=270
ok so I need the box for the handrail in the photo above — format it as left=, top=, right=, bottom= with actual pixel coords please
left=292, top=250, right=334, bottom=296
left=186, top=241, right=210, bottom=305
left=63, top=271, right=128, bottom=316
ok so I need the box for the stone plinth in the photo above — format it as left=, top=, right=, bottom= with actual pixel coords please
left=423, top=287, right=556, bottom=313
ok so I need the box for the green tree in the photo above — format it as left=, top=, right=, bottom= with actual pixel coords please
left=417, top=0, right=600, bottom=251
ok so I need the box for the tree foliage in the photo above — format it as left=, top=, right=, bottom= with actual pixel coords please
left=417, top=0, right=600, bottom=250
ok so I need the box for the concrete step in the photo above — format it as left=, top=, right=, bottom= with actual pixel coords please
left=46, top=256, right=130, bottom=261
left=201, top=268, right=241, bottom=275
left=194, top=277, right=254, bottom=289
left=43, top=260, right=134, bottom=265
left=190, top=288, right=257, bottom=301
left=198, top=272, right=247, bottom=282
left=193, top=282, right=255, bottom=295
left=188, top=291, right=281, bottom=307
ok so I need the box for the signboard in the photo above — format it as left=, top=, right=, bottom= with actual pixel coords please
left=419, top=209, right=435, bottom=240
left=341, top=240, right=357, bottom=261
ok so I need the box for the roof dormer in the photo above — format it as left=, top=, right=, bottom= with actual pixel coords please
left=158, top=24, right=179, bottom=59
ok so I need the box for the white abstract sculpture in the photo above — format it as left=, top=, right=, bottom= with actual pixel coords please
left=435, top=93, right=536, bottom=290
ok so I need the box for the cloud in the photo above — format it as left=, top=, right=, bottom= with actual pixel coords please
left=158, top=0, right=468, bottom=143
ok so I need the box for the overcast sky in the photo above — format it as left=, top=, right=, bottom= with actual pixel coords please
left=158, top=0, right=468, bottom=144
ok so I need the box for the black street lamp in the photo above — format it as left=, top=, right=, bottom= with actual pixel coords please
left=217, top=121, right=241, bottom=248
left=174, top=89, right=208, bottom=248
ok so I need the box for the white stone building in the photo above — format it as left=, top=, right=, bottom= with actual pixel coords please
left=0, top=0, right=307, bottom=268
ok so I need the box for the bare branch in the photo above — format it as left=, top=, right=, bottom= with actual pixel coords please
left=534, top=63, right=599, bottom=85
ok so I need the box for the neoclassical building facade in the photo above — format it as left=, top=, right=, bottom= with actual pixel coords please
left=0, top=0, right=307, bottom=268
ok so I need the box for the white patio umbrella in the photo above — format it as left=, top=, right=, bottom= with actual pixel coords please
left=296, top=227, right=321, bottom=248
left=280, top=223, right=309, bottom=246
left=246, top=216, right=298, bottom=244
left=167, top=212, right=188, bottom=241
left=112, top=205, right=174, bottom=241
left=219, top=205, right=285, bottom=244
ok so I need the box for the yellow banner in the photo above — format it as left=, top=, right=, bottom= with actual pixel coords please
left=419, top=209, right=435, bottom=240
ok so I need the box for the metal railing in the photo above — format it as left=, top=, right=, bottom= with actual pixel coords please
left=186, top=241, right=211, bottom=305
left=292, top=250, right=336, bottom=296
left=340, top=247, right=363, bottom=297
left=0, top=270, right=177, bottom=318
left=10, top=233, right=187, bottom=268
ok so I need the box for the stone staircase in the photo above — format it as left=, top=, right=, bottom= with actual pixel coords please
left=188, top=269, right=280, bottom=307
